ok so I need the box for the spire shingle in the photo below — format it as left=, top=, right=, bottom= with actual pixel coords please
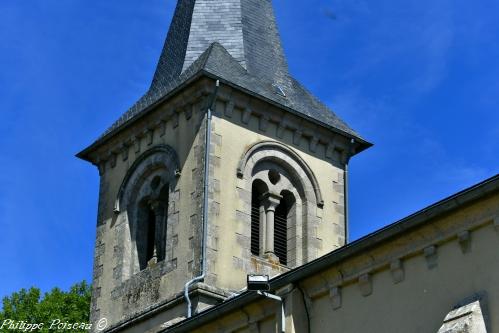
left=88, top=0, right=371, bottom=151
left=151, top=0, right=289, bottom=89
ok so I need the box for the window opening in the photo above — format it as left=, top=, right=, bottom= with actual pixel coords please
left=274, top=201, right=288, bottom=265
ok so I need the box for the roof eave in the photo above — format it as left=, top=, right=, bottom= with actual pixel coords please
left=75, top=71, right=206, bottom=163
left=199, top=70, right=373, bottom=153
left=76, top=70, right=373, bottom=163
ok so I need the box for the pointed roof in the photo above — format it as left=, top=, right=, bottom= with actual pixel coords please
left=150, top=0, right=290, bottom=91
left=83, top=0, right=371, bottom=154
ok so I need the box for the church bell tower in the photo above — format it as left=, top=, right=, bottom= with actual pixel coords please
left=77, top=1, right=371, bottom=332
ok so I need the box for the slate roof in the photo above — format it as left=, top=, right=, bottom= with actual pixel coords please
left=84, top=0, right=371, bottom=152
left=150, top=0, right=290, bottom=93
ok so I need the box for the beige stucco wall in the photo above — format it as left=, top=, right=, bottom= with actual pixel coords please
left=208, top=104, right=347, bottom=292
left=186, top=191, right=499, bottom=333
left=89, top=93, right=209, bottom=327
left=310, top=222, right=498, bottom=332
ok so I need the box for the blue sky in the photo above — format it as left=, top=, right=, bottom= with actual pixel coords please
left=0, top=0, right=497, bottom=300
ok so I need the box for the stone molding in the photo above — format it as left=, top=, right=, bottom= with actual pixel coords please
left=235, top=139, right=325, bottom=270
left=237, top=140, right=324, bottom=208
left=83, top=80, right=210, bottom=168
left=85, top=79, right=355, bottom=176
left=303, top=214, right=498, bottom=304
left=390, top=259, right=405, bottom=284
left=114, top=145, right=180, bottom=214
left=216, top=85, right=353, bottom=163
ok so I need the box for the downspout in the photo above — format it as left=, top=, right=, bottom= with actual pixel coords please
left=344, top=139, right=355, bottom=245
left=257, top=291, right=285, bottom=333
left=344, top=162, right=349, bottom=245
left=184, top=79, right=220, bottom=318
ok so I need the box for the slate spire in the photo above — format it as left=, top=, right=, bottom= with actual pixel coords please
left=78, top=0, right=371, bottom=153
left=150, top=0, right=290, bottom=90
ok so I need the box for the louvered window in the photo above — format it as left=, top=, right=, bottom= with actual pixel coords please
left=251, top=201, right=261, bottom=256
left=274, top=202, right=288, bottom=265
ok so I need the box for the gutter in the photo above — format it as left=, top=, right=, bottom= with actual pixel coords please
left=344, top=161, right=349, bottom=245
left=183, top=79, right=220, bottom=318
left=344, top=139, right=356, bottom=245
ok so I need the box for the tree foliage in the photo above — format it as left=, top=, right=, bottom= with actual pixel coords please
left=0, top=281, right=91, bottom=332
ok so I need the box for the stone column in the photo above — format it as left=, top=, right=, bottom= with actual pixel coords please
left=259, top=202, right=266, bottom=256
left=150, top=200, right=167, bottom=264
left=261, top=192, right=282, bottom=262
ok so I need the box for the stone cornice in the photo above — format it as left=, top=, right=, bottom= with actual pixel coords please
left=216, top=84, right=352, bottom=165
left=77, top=75, right=369, bottom=169
left=78, top=79, right=211, bottom=170
left=237, top=140, right=325, bottom=207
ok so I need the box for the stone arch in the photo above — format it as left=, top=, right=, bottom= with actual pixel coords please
left=238, top=141, right=323, bottom=267
left=114, top=145, right=180, bottom=278
left=115, top=145, right=180, bottom=213
left=237, top=140, right=323, bottom=207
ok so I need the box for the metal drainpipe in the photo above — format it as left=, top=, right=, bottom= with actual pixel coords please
left=344, top=139, right=355, bottom=245
left=184, top=79, right=220, bottom=318
left=257, top=291, right=285, bottom=333
left=344, top=162, right=349, bottom=245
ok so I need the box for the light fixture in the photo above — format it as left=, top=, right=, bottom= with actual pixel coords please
left=247, top=274, right=270, bottom=291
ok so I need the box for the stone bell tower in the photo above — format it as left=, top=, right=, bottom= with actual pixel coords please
left=77, top=1, right=371, bottom=332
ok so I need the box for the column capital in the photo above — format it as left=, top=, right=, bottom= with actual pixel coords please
left=260, top=192, right=282, bottom=211
left=149, top=200, right=167, bottom=216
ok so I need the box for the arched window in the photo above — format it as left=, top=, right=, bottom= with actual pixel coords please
left=274, top=191, right=295, bottom=266
left=238, top=141, right=324, bottom=268
left=137, top=197, right=155, bottom=270
left=114, top=145, right=179, bottom=277
left=136, top=180, right=169, bottom=271
left=248, top=163, right=300, bottom=267
left=274, top=201, right=287, bottom=265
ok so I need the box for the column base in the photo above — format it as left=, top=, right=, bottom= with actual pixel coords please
left=263, top=252, right=280, bottom=265
left=148, top=257, right=158, bottom=267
